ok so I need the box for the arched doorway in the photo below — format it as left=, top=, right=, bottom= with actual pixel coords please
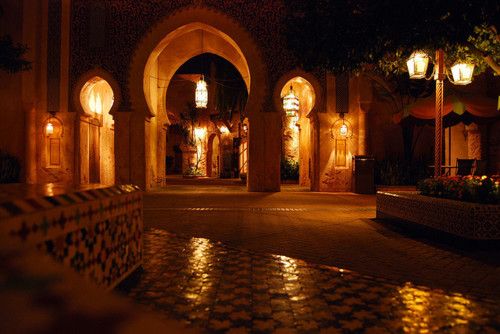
left=207, top=134, right=220, bottom=177
left=274, top=73, right=321, bottom=190
left=75, top=74, right=117, bottom=185
left=126, top=7, right=279, bottom=191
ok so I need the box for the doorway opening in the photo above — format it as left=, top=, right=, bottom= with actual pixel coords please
left=78, top=76, right=115, bottom=185
left=280, top=77, right=316, bottom=188
left=164, top=53, right=248, bottom=184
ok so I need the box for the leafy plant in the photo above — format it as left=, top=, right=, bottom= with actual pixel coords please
left=418, top=175, right=500, bottom=204
left=281, top=158, right=299, bottom=181
left=0, top=150, right=21, bottom=183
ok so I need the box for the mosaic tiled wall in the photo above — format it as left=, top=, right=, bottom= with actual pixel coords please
left=376, top=191, right=500, bottom=240
left=0, top=185, right=143, bottom=289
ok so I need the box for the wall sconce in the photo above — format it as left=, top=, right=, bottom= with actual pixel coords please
left=331, top=113, right=352, bottom=139
left=45, top=121, right=54, bottom=136
left=45, top=116, right=63, bottom=137
left=219, top=125, right=229, bottom=134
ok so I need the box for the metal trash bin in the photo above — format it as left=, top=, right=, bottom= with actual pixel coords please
left=352, top=155, right=375, bottom=194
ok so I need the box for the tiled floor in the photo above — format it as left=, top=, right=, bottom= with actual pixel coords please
left=119, top=228, right=500, bottom=333
left=143, top=186, right=500, bottom=300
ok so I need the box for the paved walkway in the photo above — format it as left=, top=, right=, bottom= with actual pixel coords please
left=119, top=228, right=500, bottom=333
left=143, top=185, right=500, bottom=300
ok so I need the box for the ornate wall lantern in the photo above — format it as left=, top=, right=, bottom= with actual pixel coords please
left=330, top=113, right=352, bottom=139
left=195, top=75, right=208, bottom=109
left=406, top=51, right=429, bottom=79
left=450, top=62, right=475, bottom=85
left=282, top=85, right=300, bottom=116
left=45, top=121, right=54, bottom=136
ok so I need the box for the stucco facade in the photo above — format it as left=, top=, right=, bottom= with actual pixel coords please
left=1, top=0, right=498, bottom=192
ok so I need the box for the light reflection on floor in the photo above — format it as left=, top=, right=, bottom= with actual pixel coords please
left=118, top=228, right=500, bottom=333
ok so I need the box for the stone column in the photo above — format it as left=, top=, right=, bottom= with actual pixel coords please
left=248, top=109, right=281, bottom=192
left=113, top=111, right=131, bottom=185
left=357, top=76, right=373, bottom=156
left=358, top=106, right=369, bottom=155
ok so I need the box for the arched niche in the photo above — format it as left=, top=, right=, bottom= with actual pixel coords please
left=43, top=116, right=63, bottom=169
left=74, top=72, right=119, bottom=186
left=79, top=76, right=114, bottom=120
left=274, top=72, right=322, bottom=190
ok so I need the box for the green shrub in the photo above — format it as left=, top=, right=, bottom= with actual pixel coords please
left=281, top=158, right=299, bottom=181
left=417, top=175, right=500, bottom=204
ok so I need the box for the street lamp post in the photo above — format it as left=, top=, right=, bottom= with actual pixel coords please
left=434, top=49, right=445, bottom=178
left=407, top=50, right=474, bottom=178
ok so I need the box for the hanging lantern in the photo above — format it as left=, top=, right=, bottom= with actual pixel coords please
left=45, top=122, right=54, bottom=136
left=283, top=85, right=299, bottom=116
left=406, top=51, right=429, bottom=79
left=451, top=62, right=474, bottom=85
left=195, top=76, right=208, bottom=109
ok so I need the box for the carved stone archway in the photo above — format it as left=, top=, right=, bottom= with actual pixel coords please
left=124, top=6, right=280, bottom=191
left=273, top=70, right=324, bottom=191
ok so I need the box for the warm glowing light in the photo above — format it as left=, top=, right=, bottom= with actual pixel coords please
left=407, top=51, right=429, bottom=79
left=88, top=90, right=103, bottom=114
left=451, top=62, right=474, bottom=85
left=283, top=85, right=300, bottom=116
left=243, top=124, right=248, bottom=132
left=340, top=123, right=348, bottom=136
left=95, top=93, right=102, bottom=114
left=194, top=127, right=206, bottom=139
left=46, top=122, right=54, bottom=136
left=219, top=125, right=229, bottom=134
left=195, top=76, right=208, bottom=108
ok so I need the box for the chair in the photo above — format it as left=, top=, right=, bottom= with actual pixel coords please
left=456, top=159, right=475, bottom=176
left=474, top=160, right=488, bottom=176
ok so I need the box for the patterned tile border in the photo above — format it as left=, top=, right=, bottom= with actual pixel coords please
left=376, top=191, right=500, bottom=240
left=0, top=184, right=143, bottom=289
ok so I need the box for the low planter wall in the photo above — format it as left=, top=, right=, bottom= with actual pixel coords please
left=0, top=184, right=143, bottom=289
left=376, top=191, right=500, bottom=240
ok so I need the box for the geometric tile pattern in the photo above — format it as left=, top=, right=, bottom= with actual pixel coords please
left=119, top=228, right=500, bottom=333
left=377, top=191, right=500, bottom=240
left=1, top=185, right=143, bottom=289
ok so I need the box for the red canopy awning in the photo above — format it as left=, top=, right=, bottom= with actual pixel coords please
left=393, top=94, right=499, bottom=123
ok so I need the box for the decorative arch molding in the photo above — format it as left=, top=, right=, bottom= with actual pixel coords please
left=273, top=70, right=324, bottom=191
left=128, top=6, right=268, bottom=119
left=273, top=69, right=324, bottom=117
left=72, top=68, right=122, bottom=118
left=123, top=5, right=281, bottom=192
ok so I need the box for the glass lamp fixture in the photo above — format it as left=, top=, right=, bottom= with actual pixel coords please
left=194, top=127, right=206, bottom=139
left=406, top=51, right=429, bottom=79
left=219, top=125, right=229, bottom=134
left=450, top=62, right=474, bottom=85
left=195, top=76, right=208, bottom=109
left=45, top=122, right=54, bottom=136
left=330, top=114, right=352, bottom=139
left=339, top=123, right=348, bottom=137
left=283, top=85, right=300, bottom=116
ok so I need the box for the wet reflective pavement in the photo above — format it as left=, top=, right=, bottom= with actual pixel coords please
left=119, top=228, right=500, bottom=333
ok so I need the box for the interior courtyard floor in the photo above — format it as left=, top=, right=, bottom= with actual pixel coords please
left=117, top=184, right=500, bottom=332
